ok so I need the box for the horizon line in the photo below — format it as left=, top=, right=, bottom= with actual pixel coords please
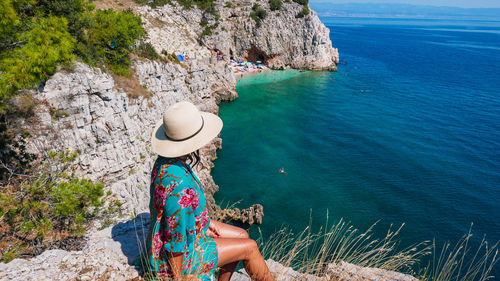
left=309, top=1, right=500, bottom=10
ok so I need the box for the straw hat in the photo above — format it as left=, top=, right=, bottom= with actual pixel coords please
left=151, top=101, right=223, bottom=157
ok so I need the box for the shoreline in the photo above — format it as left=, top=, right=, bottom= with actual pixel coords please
left=234, top=67, right=269, bottom=80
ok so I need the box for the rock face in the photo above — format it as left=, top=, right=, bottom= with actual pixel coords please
left=324, top=262, right=419, bottom=281
left=138, top=0, right=339, bottom=71
left=230, top=259, right=419, bottom=281
left=202, top=0, right=339, bottom=71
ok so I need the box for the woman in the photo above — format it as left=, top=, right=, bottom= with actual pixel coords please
left=145, top=101, right=273, bottom=281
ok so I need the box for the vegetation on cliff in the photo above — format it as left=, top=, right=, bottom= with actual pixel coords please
left=0, top=150, right=121, bottom=262
left=250, top=3, right=268, bottom=28
left=0, top=0, right=144, bottom=263
left=0, top=0, right=146, bottom=110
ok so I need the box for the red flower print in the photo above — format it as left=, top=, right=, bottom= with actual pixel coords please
left=152, top=232, right=162, bottom=257
left=178, top=188, right=199, bottom=209
left=195, top=208, right=210, bottom=232
left=153, top=184, right=167, bottom=210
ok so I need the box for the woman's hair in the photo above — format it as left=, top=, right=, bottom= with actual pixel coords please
left=187, top=150, right=200, bottom=168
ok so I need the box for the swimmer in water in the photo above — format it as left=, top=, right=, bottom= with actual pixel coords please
left=279, top=167, right=286, bottom=174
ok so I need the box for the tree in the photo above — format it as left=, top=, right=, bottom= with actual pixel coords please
left=0, top=16, right=75, bottom=99
left=86, top=9, right=146, bottom=75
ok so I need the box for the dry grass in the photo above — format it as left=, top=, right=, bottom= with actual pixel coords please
left=419, top=226, right=499, bottom=281
left=258, top=215, right=499, bottom=281
left=113, top=73, right=152, bottom=99
left=258, top=214, right=429, bottom=278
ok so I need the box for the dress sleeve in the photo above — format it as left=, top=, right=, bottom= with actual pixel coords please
left=161, top=165, right=197, bottom=253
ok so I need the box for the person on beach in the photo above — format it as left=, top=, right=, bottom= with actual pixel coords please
left=145, top=101, right=274, bottom=281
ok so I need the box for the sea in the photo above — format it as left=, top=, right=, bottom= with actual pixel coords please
left=211, top=16, right=500, bottom=277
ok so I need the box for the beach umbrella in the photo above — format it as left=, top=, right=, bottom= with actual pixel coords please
left=177, top=55, right=184, bottom=62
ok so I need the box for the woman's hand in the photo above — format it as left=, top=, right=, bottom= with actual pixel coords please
left=207, top=220, right=221, bottom=238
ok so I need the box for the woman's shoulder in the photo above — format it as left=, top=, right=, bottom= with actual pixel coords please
left=154, top=157, right=189, bottom=180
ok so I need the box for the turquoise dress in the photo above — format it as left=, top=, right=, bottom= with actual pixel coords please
left=144, top=157, right=218, bottom=280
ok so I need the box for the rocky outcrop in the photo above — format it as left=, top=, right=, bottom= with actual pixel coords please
left=231, top=259, right=419, bottom=281
left=202, top=0, right=339, bottom=71
left=138, top=0, right=339, bottom=71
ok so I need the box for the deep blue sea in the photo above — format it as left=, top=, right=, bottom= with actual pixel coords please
left=212, top=17, right=500, bottom=277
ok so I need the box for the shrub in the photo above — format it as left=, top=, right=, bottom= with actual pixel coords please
left=0, top=118, right=35, bottom=183
left=135, top=42, right=162, bottom=61
left=162, top=50, right=181, bottom=64
left=85, top=9, right=146, bottom=75
left=0, top=0, right=146, bottom=110
left=34, top=0, right=88, bottom=38
left=201, top=22, right=219, bottom=37
left=0, top=150, right=110, bottom=262
left=250, top=3, right=267, bottom=27
left=269, top=0, right=282, bottom=11
left=0, top=16, right=75, bottom=100
left=224, top=1, right=232, bottom=8
left=0, top=0, right=21, bottom=43
left=292, top=0, right=307, bottom=4
left=296, top=5, right=309, bottom=18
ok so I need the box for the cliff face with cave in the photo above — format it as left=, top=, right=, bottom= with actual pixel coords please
left=0, top=1, right=342, bottom=280
left=201, top=0, right=339, bottom=70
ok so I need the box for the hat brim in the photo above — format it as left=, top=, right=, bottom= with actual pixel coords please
left=151, top=112, right=223, bottom=158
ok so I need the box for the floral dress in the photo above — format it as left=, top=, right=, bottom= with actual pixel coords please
left=144, top=157, right=218, bottom=280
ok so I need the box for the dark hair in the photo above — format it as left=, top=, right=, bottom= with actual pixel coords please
left=187, top=150, right=200, bottom=168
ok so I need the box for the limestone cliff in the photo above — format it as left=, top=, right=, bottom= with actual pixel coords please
left=202, top=0, right=339, bottom=70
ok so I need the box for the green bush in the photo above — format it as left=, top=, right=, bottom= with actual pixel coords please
left=269, top=0, right=282, bottom=11
left=292, top=0, right=307, bottom=4
left=162, top=50, right=181, bottom=64
left=250, top=3, right=267, bottom=27
left=224, top=1, right=232, bottom=8
left=34, top=0, right=88, bottom=38
left=296, top=5, right=309, bottom=18
left=0, top=0, right=146, bottom=109
left=0, top=0, right=20, bottom=42
left=201, top=22, right=219, bottom=37
left=177, top=0, right=217, bottom=16
left=0, top=150, right=110, bottom=262
left=0, top=16, right=75, bottom=99
left=135, top=42, right=162, bottom=61
left=85, top=9, right=146, bottom=75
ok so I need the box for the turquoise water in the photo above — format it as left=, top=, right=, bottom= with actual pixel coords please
left=212, top=17, right=500, bottom=276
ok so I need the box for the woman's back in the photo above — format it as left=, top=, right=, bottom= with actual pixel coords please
left=145, top=157, right=217, bottom=280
